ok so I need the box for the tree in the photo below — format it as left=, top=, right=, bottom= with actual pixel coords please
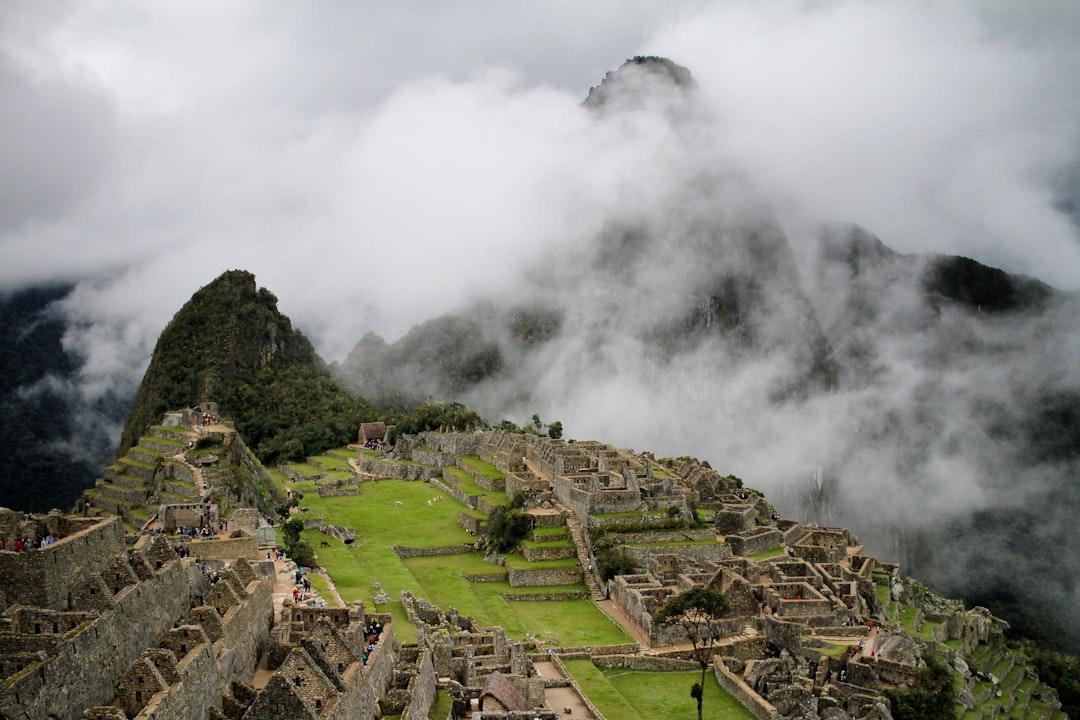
left=547, top=420, right=563, bottom=439
left=481, top=504, right=533, bottom=554
left=654, top=586, right=730, bottom=720
left=283, top=518, right=305, bottom=549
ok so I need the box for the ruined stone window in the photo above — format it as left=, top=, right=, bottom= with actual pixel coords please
left=34, top=624, right=41, bottom=634
left=52, top=623, right=58, bottom=633
left=180, top=644, right=187, bottom=655
left=315, top=699, right=322, bottom=710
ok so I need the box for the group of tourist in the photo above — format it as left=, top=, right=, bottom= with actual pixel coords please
left=363, top=438, right=385, bottom=450
left=362, top=619, right=383, bottom=665
left=174, top=525, right=217, bottom=538
left=8, top=532, right=60, bottom=551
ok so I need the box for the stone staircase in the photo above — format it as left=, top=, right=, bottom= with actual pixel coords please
left=557, top=501, right=606, bottom=602
left=86, top=426, right=205, bottom=529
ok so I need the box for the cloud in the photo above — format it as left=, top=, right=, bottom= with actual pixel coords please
left=1, top=1, right=1079, bottom=647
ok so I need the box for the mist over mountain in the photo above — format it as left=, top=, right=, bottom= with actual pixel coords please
left=0, top=283, right=125, bottom=512
left=333, top=58, right=1080, bottom=654
left=2, top=4, right=1079, bottom=658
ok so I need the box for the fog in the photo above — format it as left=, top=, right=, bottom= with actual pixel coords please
left=2, top=1, right=1079, bottom=648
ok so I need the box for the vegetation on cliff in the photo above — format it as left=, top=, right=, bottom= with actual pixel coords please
left=119, top=270, right=376, bottom=465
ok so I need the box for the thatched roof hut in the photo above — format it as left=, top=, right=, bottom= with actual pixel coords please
left=359, top=422, right=387, bottom=443
left=478, top=671, right=530, bottom=713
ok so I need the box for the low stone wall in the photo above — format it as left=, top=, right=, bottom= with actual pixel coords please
left=715, top=660, right=779, bottom=720
left=357, top=458, right=436, bottom=481
left=763, top=616, right=803, bottom=653
left=522, top=544, right=577, bottom=562
left=503, top=591, right=587, bottom=601
left=727, top=527, right=784, bottom=557
left=507, top=566, right=581, bottom=587
left=873, top=657, right=920, bottom=687
left=477, top=497, right=502, bottom=514
left=531, top=513, right=567, bottom=529
left=391, top=545, right=476, bottom=558
left=462, top=572, right=508, bottom=583
left=592, top=654, right=697, bottom=671
left=457, top=511, right=484, bottom=535
left=623, top=542, right=730, bottom=568
left=412, top=432, right=484, bottom=458
left=317, top=485, right=359, bottom=497
left=605, top=528, right=716, bottom=544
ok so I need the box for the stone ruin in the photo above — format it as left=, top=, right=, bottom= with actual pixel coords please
left=0, top=509, right=274, bottom=720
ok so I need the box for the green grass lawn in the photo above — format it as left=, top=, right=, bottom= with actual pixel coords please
left=459, top=455, right=504, bottom=480
left=563, top=660, right=757, bottom=720
left=309, top=454, right=353, bottom=471
left=446, top=474, right=507, bottom=507
left=285, top=462, right=324, bottom=477
left=296, top=478, right=626, bottom=646
left=748, top=546, right=786, bottom=561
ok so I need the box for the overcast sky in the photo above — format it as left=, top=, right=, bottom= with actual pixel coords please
left=2, top=0, right=1080, bottom=387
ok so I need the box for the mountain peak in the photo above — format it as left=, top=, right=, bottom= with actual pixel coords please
left=584, top=56, right=695, bottom=110
left=117, top=270, right=320, bottom=456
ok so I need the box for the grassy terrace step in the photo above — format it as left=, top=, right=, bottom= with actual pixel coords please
left=990, top=655, right=1015, bottom=679
left=625, top=540, right=720, bottom=548
left=521, top=538, right=574, bottom=549
left=503, top=554, right=578, bottom=570
left=309, top=454, right=353, bottom=472
left=459, top=455, right=504, bottom=480
left=149, top=424, right=189, bottom=437
left=531, top=526, right=570, bottom=541
left=120, top=456, right=158, bottom=469
left=103, top=473, right=153, bottom=490
left=446, top=471, right=507, bottom=506
left=325, top=448, right=356, bottom=460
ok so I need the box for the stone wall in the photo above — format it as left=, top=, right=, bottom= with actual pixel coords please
left=727, top=527, right=783, bottom=557
left=457, top=511, right=484, bottom=535
left=392, top=545, right=476, bottom=558
left=715, top=660, right=779, bottom=720
left=607, top=528, right=716, bottom=544
left=412, top=432, right=484, bottom=458
left=506, top=566, right=581, bottom=587
left=138, top=644, right=219, bottom=720
left=503, top=591, right=587, bottom=601
left=0, top=554, right=200, bottom=720
left=403, top=648, right=437, bottom=720
left=624, top=542, right=730, bottom=569
left=521, top=543, right=577, bottom=562
left=0, top=516, right=125, bottom=611
left=216, top=573, right=274, bottom=685
left=357, top=457, right=437, bottom=481
left=591, top=654, right=697, bottom=671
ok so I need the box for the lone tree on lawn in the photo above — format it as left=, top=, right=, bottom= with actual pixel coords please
left=654, top=586, right=730, bottom=720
